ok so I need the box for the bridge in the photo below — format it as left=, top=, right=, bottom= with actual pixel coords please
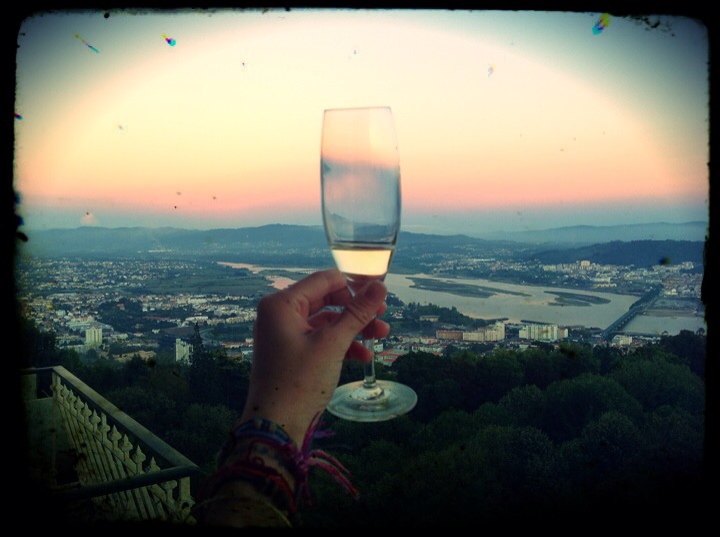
left=601, top=286, right=663, bottom=341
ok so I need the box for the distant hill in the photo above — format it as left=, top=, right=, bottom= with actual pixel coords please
left=473, top=221, right=708, bottom=244
left=530, top=240, right=704, bottom=268
left=16, top=224, right=329, bottom=259
left=14, top=222, right=706, bottom=270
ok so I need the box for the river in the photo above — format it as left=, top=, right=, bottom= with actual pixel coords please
left=385, top=273, right=636, bottom=328
left=218, top=262, right=705, bottom=336
left=385, top=274, right=705, bottom=335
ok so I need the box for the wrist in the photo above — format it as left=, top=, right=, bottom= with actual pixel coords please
left=196, top=418, right=302, bottom=525
left=240, top=405, right=318, bottom=447
left=196, top=415, right=359, bottom=528
left=223, top=418, right=300, bottom=493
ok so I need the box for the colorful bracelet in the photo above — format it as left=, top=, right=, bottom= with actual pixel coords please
left=196, top=414, right=358, bottom=525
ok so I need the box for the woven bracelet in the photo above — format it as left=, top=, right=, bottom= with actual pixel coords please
left=200, top=414, right=359, bottom=516
left=198, top=457, right=298, bottom=514
left=233, top=415, right=359, bottom=504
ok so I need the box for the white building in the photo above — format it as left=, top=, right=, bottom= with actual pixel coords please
left=462, top=321, right=506, bottom=342
left=519, top=323, right=563, bottom=342
left=85, top=326, right=102, bottom=347
left=612, top=334, right=633, bottom=346
left=175, top=338, right=193, bottom=364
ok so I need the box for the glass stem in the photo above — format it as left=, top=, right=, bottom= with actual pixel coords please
left=362, top=338, right=380, bottom=390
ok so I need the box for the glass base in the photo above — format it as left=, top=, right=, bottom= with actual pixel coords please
left=326, top=380, right=418, bottom=422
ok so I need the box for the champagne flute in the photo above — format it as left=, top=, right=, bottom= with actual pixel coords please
left=321, top=106, right=418, bottom=422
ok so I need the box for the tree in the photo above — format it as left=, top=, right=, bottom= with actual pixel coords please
left=163, top=403, right=236, bottom=472
left=551, top=342, right=599, bottom=380
left=19, top=318, right=61, bottom=368
left=518, top=346, right=559, bottom=389
left=469, top=425, right=561, bottom=519
left=446, top=351, right=486, bottom=411
left=657, top=330, right=706, bottom=379
left=216, top=356, right=251, bottom=413
left=442, top=343, right=461, bottom=357
left=138, top=361, right=191, bottom=407
left=188, top=323, right=227, bottom=405
left=360, top=435, right=485, bottom=526
left=107, top=341, right=132, bottom=358
left=105, top=384, right=180, bottom=436
left=640, top=405, right=704, bottom=478
left=469, top=342, right=494, bottom=354
left=593, top=344, right=625, bottom=375
left=361, top=424, right=562, bottom=527
left=611, top=352, right=705, bottom=414
left=472, top=350, right=524, bottom=404
left=408, top=408, right=476, bottom=451
left=574, top=410, right=645, bottom=486
left=122, top=355, right=152, bottom=386
left=78, top=358, right=124, bottom=395
left=57, top=348, right=83, bottom=372
left=473, top=400, right=515, bottom=429
left=393, top=351, right=441, bottom=386
left=351, top=439, right=405, bottom=485
left=321, top=413, right=417, bottom=456
left=541, top=373, right=643, bottom=442
left=497, top=384, right=545, bottom=429
left=414, top=376, right=464, bottom=421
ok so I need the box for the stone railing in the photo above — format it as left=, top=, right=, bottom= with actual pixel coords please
left=22, top=366, right=204, bottom=525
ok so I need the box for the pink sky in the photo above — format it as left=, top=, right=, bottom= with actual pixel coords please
left=13, top=10, right=709, bottom=233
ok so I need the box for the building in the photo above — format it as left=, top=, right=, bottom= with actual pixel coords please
left=462, top=321, right=506, bottom=342
left=519, top=323, right=564, bottom=342
left=436, top=329, right=463, bottom=341
left=611, top=334, right=633, bottom=346
left=85, top=326, right=102, bottom=348
left=377, top=348, right=405, bottom=366
left=175, top=338, right=192, bottom=364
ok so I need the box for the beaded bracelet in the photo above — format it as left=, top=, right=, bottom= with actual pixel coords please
left=195, top=414, right=358, bottom=525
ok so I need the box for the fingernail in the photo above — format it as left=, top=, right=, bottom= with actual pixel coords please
left=363, top=280, right=386, bottom=302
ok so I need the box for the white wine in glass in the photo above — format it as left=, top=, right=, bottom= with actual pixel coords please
left=321, top=106, right=418, bottom=422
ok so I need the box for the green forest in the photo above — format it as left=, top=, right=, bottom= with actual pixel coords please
left=21, top=321, right=708, bottom=528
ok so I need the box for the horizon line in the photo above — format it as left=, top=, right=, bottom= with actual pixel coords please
left=20, top=219, right=709, bottom=234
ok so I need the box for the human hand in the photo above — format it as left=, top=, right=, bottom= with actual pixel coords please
left=240, top=268, right=389, bottom=445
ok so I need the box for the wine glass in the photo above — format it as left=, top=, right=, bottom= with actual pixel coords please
left=320, top=106, right=418, bottom=422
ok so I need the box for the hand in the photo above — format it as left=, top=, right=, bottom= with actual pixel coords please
left=240, top=268, right=389, bottom=445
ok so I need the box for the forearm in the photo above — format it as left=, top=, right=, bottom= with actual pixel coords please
left=194, top=418, right=301, bottom=527
left=194, top=415, right=357, bottom=528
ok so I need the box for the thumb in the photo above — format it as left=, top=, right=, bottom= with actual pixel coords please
left=334, top=280, right=387, bottom=339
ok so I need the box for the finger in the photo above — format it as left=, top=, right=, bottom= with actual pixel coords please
left=308, top=306, right=387, bottom=332
left=333, top=280, right=387, bottom=340
left=361, top=318, right=390, bottom=340
left=345, top=339, right=373, bottom=362
left=284, top=268, right=349, bottom=315
left=307, top=308, right=341, bottom=330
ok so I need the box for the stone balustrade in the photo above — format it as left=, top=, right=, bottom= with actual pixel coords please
left=22, top=366, right=203, bottom=525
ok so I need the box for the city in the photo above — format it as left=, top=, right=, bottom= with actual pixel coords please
left=14, top=232, right=709, bottom=529
left=14, top=248, right=705, bottom=366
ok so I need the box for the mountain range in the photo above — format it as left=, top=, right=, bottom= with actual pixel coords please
left=14, top=221, right=707, bottom=270
left=470, top=221, right=708, bottom=244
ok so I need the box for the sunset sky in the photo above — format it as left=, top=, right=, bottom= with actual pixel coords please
left=13, top=8, right=709, bottom=236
